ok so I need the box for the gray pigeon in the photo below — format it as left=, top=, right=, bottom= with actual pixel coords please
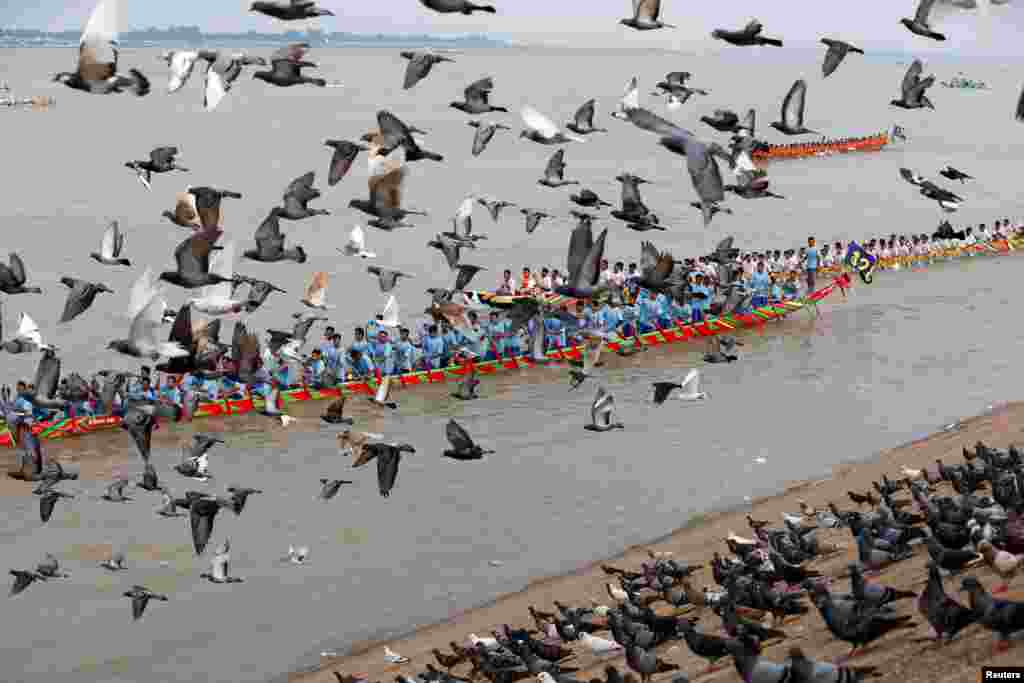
left=521, top=209, right=553, bottom=235
left=891, top=59, right=936, bottom=110
left=902, top=0, right=946, bottom=40
left=820, top=38, right=864, bottom=78
left=319, top=478, right=354, bottom=500
left=90, top=220, right=131, bottom=266
left=418, top=0, right=496, bottom=14
left=324, top=140, right=367, bottom=186
left=478, top=197, right=516, bottom=222
left=711, top=19, right=783, bottom=47
left=367, top=266, right=411, bottom=293
left=566, top=99, right=607, bottom=135
left=400, top=50, right=455, bottom=89
left=243, top=208, right=307, bottom=263
left=556, top=215, right=606, bottom=298
left=659, top=136, right=731, bottom=226
left=123, top=585, right=168, bottom=620
left=451, top=77, right=508, bottom=114
left=538, top=149, right=579, bottom=188
left=770, top=80, right=818, bottom=135
left=250, top=0, right=334, bottom=20
left=58, top=277, right=112, bottom=324
left=468, top=120, right=510, bottom=156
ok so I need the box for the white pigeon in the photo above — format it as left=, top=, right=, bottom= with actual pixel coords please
left=204, top=538, right=242, bottom=583
left=301, top=271, right=332, bottom=310
left=286, top=545, right=309, bottom=564
left=279, top=415, right=298, bottom=427
left=379, top=295, right=400, bottom=328
left=341, top=225, right=376, bottom=258
left=666, top=93, right=684, bottom=111
left=383, top=647, right=410, bottom=664
left=579, top=633, right=624, bottom=655
left=520, top=106, right=586, bottom=143
left=92, top=219, right=130, bottom=266
left=188, top=242, right=244, bottom=316
left=161, top=49, right=205, bottom=94
left=14, top=312, right=50, bottom=350
left=678, top=368, right=708, bottom=400
left=114, top=268, right=188, bottom=359
left=610, top=76, right=640, bottom=120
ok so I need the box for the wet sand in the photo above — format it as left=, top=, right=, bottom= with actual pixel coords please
left=289, top=401, right=1024, bottom=683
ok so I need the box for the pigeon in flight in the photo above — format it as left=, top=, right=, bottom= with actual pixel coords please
left=902, top=0, right=947, bottom=40
left=820, top=39, right=864, bottom=78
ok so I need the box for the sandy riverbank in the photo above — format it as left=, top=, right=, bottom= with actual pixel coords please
left=289, top=401, right=1024, bottom=683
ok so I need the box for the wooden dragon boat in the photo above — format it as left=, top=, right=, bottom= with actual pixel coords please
left=2, top=235, right=1019, bottom=449
left=0, top=280, right=847, bottom=449
left=752, top=133, right=889, bottom=162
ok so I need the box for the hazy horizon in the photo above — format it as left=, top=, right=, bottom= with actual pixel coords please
left=2, top=0, right=1023, bottom=56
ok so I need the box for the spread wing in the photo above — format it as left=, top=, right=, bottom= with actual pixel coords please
left=640, top=241, right=674, bottom=283
left=100, top=220, right=119, bottom=258
left=621, top=76, right=639, bottom=110
left=284, top=171, right=317, bottom=198
left=328, top=143, right=359, bottom=186
left=591, top=386, right=614, bottom=425
left=566, top=219, right=594, bottom=281
left=915, top=0, right=937, bottom=25
left=16, top=312, right=43, bottom=345
left=203, top=65, right=229, bottom=111
left=34, top=352, right=61, bottom=398
left=464, top=76, right=494, bottom=105
left=681, top=368, right=699, bottom=394
left=446, top=419, right=475, bottom=451
left=578, top=229, right=608, bottom=288
left=521, top=106, right=560, bottom=138
left=128, top=268, right=160, bottom=322
left=166, top=51, right=199, bottom=93
left=687, top=142, right=726, bottom=204
left=1017, top=83, right=1024, bottom=122
left=902, top=59, right=924, bottom=97
left=8, top=253, right=27, bottom=286
left=821, top=41, right=845, bottom=78
left=189, top=499, right=217, bottom=555
left=376, top=449, right=400, bottom=497
left=544, top=149, right=567, bottom=181
left=78, top=0, right=121, bottom=81
left=574, top=99, right=596, bottom=128
left=781, top=79, right=807, bottom=128
left=174, top=235, right=215, bottom=276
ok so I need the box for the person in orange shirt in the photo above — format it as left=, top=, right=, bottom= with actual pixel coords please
left=517, top=267, right=535, bottom=294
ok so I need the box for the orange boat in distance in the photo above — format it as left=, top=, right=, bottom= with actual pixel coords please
left=752, top=130, right=894, bottom=162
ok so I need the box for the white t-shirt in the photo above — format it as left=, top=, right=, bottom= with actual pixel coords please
left=598, top=268, right=611, bottom=285
left=608, top=271, right=626, bottom=288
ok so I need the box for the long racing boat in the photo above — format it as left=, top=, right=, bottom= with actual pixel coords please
left=1, top=235, right=1019, bottom=449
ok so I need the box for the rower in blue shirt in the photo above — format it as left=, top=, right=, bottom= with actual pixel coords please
left=691, top=275, right=711, bottom=323
left=348, top=348, right=373, bottom=378
left=441, top=324, right=461, bottom=366
left=392, top=328, right=417, bottom=373
left=274, top=361, right=292, bottom=389
left=489, top=313, right=508, bottom=359
left=422, top=324, right=446, bottom=369
left=349, top=327, right=371, bottom=360
left=370, top=330, right=394, bottom=375
left=654, top=292, right=672, bottom=329
left=543, top=314, right=563, bottom=350
left=750, top=261, right=771, bottom=309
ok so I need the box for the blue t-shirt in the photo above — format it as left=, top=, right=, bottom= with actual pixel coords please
left=423, top=335, right=445, bottom=362
left=692, top=285, right=711, bottom=312
left=393, top=340, right=416, bottom=369
left=805, top=247, right=819, bottom=271
left=750, top=271, right=771, bottom=296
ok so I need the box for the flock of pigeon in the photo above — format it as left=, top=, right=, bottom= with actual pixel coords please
left=350, top=441, right=1024, bottom=683
left=3, top=0, right=1024, bottom=678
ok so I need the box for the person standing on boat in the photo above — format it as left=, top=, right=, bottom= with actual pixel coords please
left=750, top=261, right=770, bottom=309
left=804, top=236, right=819, bottom=293
left=497, top=269, right=514, bottom=295
left=690, top=275, right=711, bottom=323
